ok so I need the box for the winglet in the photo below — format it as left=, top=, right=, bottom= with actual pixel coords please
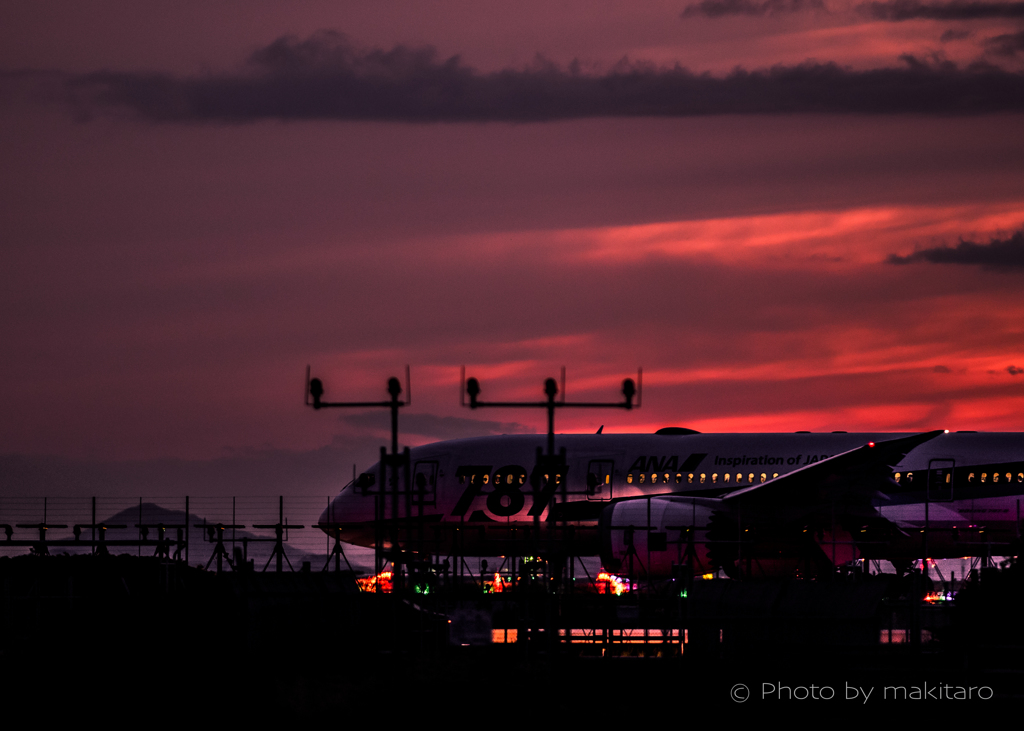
left=721, top=429, right=946, bottom=502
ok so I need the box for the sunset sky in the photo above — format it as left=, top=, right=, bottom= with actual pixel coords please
left=2, top=1, right=1024, bottom=496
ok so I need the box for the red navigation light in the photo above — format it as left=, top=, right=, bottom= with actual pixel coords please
left=868, top=442, right=875, bottom=447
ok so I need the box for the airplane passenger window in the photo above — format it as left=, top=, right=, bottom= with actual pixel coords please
left=483, top=474, right=490, bottom=484
left=650, top=473, right=658, bottom=484
left=688, top=473, right=694, bottom=483
left=748, top=473, right=754, bottom=483
left=459, top=475, right=466, bottom=484
left=675, top=473, right=682, bottom=484
left=627, top=473, right=633, bottom=484
left=895, top=473, right=901, bottom=483
left=994, top=472, right=1000, bottom=483
left=981, top=473, right=987, bottom=482
left=1006, top=473, right=1012, bottom=482
left=639, top=473, right=646, bottom=484
left=700, top=473, right=706, bottom=483
left=760, top=473, right=766, bottom=483
left=968, top=472, right=974, bottom=482
left=907, top=472, right=913, bottom=482
left=737, top=473, right=743, bottom=482
left=491, top=466, right=528, bottom=496
left=772, top=473, right=778, bottom=479
left=1018, top=473, right=1023, bottom=482
left=712, top=473, right=718, bottom=483
left=723, top=473, right=730, bottom=483
left=664, top=473, right=670, bottom=484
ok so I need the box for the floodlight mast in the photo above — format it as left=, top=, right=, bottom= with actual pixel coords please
left=306, top=365, right=410, bottom=454
left=460, top=367, right=643, bottom=604
left=305, top=365, right=413, bottom=583
left=461, top=366, right=642, bottom=457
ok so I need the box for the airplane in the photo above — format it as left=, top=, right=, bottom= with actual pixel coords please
left=317, top=426, right=1024, bottom=579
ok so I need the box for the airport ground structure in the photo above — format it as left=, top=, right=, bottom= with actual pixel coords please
left=1, top=494, right=1022, bottom=716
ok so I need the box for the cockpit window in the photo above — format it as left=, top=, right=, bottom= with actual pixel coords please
left=355, top=472, right=376, bottom=493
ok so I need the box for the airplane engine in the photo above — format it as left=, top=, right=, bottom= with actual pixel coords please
left=598, top=496, right=857, bottom=580
left=598, top=497, right=718, bottom=578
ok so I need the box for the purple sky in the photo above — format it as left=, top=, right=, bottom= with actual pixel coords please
left=2, top=1, right=1024, bottom=496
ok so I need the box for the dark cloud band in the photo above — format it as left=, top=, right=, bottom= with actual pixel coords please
left=985, top=30, right=1024, bottom=57
left=42, top=32, right=1024, bottom=122
left=681, top=0, right=824, bottom=17
left=859, top=0, right=1024, bottom=21
left=341, top=412, right=535, bottom=440
left=887, top=228, right=1024, bottom=269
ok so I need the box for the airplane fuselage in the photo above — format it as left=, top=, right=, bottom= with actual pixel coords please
left=319, top=431, right=1024, bottom=573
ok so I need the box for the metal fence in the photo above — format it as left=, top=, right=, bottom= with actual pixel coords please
left=0, top=495, right=376, bottom=572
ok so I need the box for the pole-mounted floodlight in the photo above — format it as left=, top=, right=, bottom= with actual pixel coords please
left=305, top=365, right=410, bottom=453
left=458, top=367, right=644, bottom=587
left=306, top=366, right=410, bottom=408
left=304, top=365, right=413, bottom=583
left=460, top=366, right=642, bottom=456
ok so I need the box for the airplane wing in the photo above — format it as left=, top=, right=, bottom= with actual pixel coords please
left=719, top=430, right=945, bottom=515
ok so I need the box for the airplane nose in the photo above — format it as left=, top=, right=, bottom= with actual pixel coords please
left=316, top=483, right=378, bottom=549
left=318, top=495, right=345, bottom=530
left=317, top=471, right=381, bottom=542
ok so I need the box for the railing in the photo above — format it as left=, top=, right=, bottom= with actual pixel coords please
left=0, top=495, right=376, bottom=572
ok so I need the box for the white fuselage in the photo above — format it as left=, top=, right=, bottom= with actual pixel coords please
left=319, top=431, right=1024, bottom=566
